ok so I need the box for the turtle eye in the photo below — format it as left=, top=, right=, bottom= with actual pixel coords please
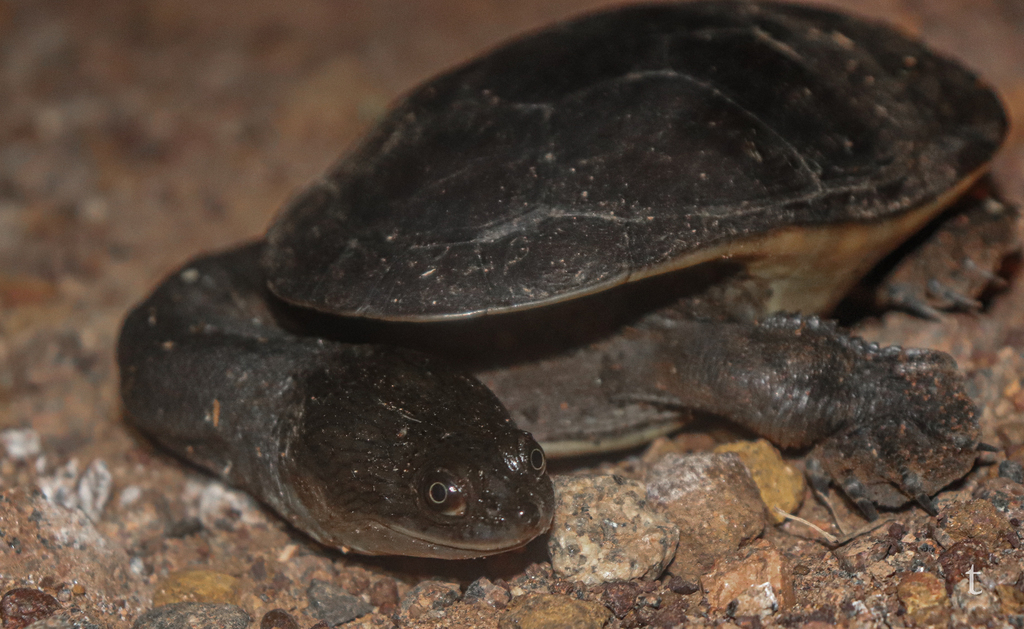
left=421, top=471, right=467, bottom=516
left=529, top=448, right=546, bottom=474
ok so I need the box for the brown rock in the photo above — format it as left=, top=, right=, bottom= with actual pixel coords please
left=897, top=572, right=949, bottom=629
left=151, top=570, right=239, bottom=607
left=307, top=580, right=374, bottom=626
left=590, top=581, right=642, bottom=619
left=703, top=539, right=793, bottom=616
left=635, top=591, right=690, bottom=628
left=506, top=563, right=555, bottom=598
left=0, top=588, right=61, bottom=629
left=941, top=499, right=1015, bottom=550
left=395, top=581, right=460, bottom=624
left=833, top=534, right=892, bottom=573
left=938, top=540, right=990, bottom=593
left=463, top=578, right=511, bottom=609
left=367, top=579, right=399, bottom=607
left=997, top=584, right=1024, bottom=615
left=548, top=475, right=678, bottom=585
left=713, top=439, right=805, bottom=523
left=974, top=475, right=1024, bottom=527
left=498, top=594, right=611, bottom=629
left=645, top=453, right=766, bottom=581
left=259, top=608, right=299, bottom=629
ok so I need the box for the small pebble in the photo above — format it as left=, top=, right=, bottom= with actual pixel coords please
left=259, top=608, right=299, bottom=629
left=498, top=593, right=610, bottom=629
left=591, top=581, right=642, bottom=618
left=131, top=603, right=250, bottom=629
left=505, top=564, right=554, bottom=598
left=0, top=429, right=41, bottom=461
left=37, top=459, right=80, bottom=511
left=366, top=579, right=398, bottom=607
left=938, top=540, right=990, bottom=590
left=951, top=577, right=995, bottom=623
left=897, top=572, right=949, bottom=628
left=396, top=581, right=460, bottom=623
left=548, top=474, right=678, bottom=585
left=77, top=459, right=112, bottom=522
left=463, top=578, right=510, bottom=609
left=118, top=485, right=143, bottom=508
left=646, top=452, right=765, bottom=581
left=713, top=439, right=805, bottom=523
left=192, top=482, right=266, bottom=532
left=0, top=588, right=61, bottom=629
left=306, top=580, right=373, bottom=626
left=703, top=539, right=793, bottom=617
left=664, top=575, right=699, bottom=595
left=834, top=534, right=891, bottom=573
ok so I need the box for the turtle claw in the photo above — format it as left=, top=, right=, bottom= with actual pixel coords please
left=915, top=493, right=938, bottom=516
left=963, top=256, right=1008, bottom=288
left=841, top=476, right=879, bottom=521
left=805, top=457, right=832, bottom=496
left=881, top=285, right=944, bottom=320
left=977, top=442, right=1000, bottom=452
left=856, top=499, right=879, bottom=521
left=804, top=336, right=979, bottom=518
left=901, top=469, right=939, bottom=515
left=926, top=278, right=983, bottom=311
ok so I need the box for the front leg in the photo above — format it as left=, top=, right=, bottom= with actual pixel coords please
left=605, top=313, right=981, bottom=516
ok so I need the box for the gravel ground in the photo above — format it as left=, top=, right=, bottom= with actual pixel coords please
left=1, top=1, right=1023, bottom=628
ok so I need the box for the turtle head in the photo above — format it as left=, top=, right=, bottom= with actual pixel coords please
left=279, top=347, right=554, bottom=558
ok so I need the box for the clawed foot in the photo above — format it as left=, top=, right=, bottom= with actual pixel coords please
left=880, top=195, right=1018, bottom=319
left=884, top=269, right=997, bottom=320
left=804, top=345, right=982, bottom=519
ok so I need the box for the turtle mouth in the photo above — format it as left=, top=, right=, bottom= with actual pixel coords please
left=367, top=490, right=555, bottom=559
left=374, top=514, right=552, bottom=559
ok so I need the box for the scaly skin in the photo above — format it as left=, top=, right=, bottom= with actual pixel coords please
left=485, top=310, right=983, bottom=517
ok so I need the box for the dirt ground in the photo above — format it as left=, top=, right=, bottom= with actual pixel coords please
left=1, top=1, right=1024, bottom=628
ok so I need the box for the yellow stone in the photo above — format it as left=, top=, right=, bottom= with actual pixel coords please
left=997, top=584, right=1024, bottom=615
left=499, top=594, right=611, bottom=629
left=897, top=572, right=950, bottom=628
left=152, top=569, right=239, bottom=607
left=714, top=439, right=805, bottom=523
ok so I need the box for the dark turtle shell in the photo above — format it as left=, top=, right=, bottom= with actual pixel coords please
left=263, top=0, right=1005, bottom=321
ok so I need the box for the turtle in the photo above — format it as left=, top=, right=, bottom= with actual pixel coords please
left=118, top=1, right=1015, bottom=559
